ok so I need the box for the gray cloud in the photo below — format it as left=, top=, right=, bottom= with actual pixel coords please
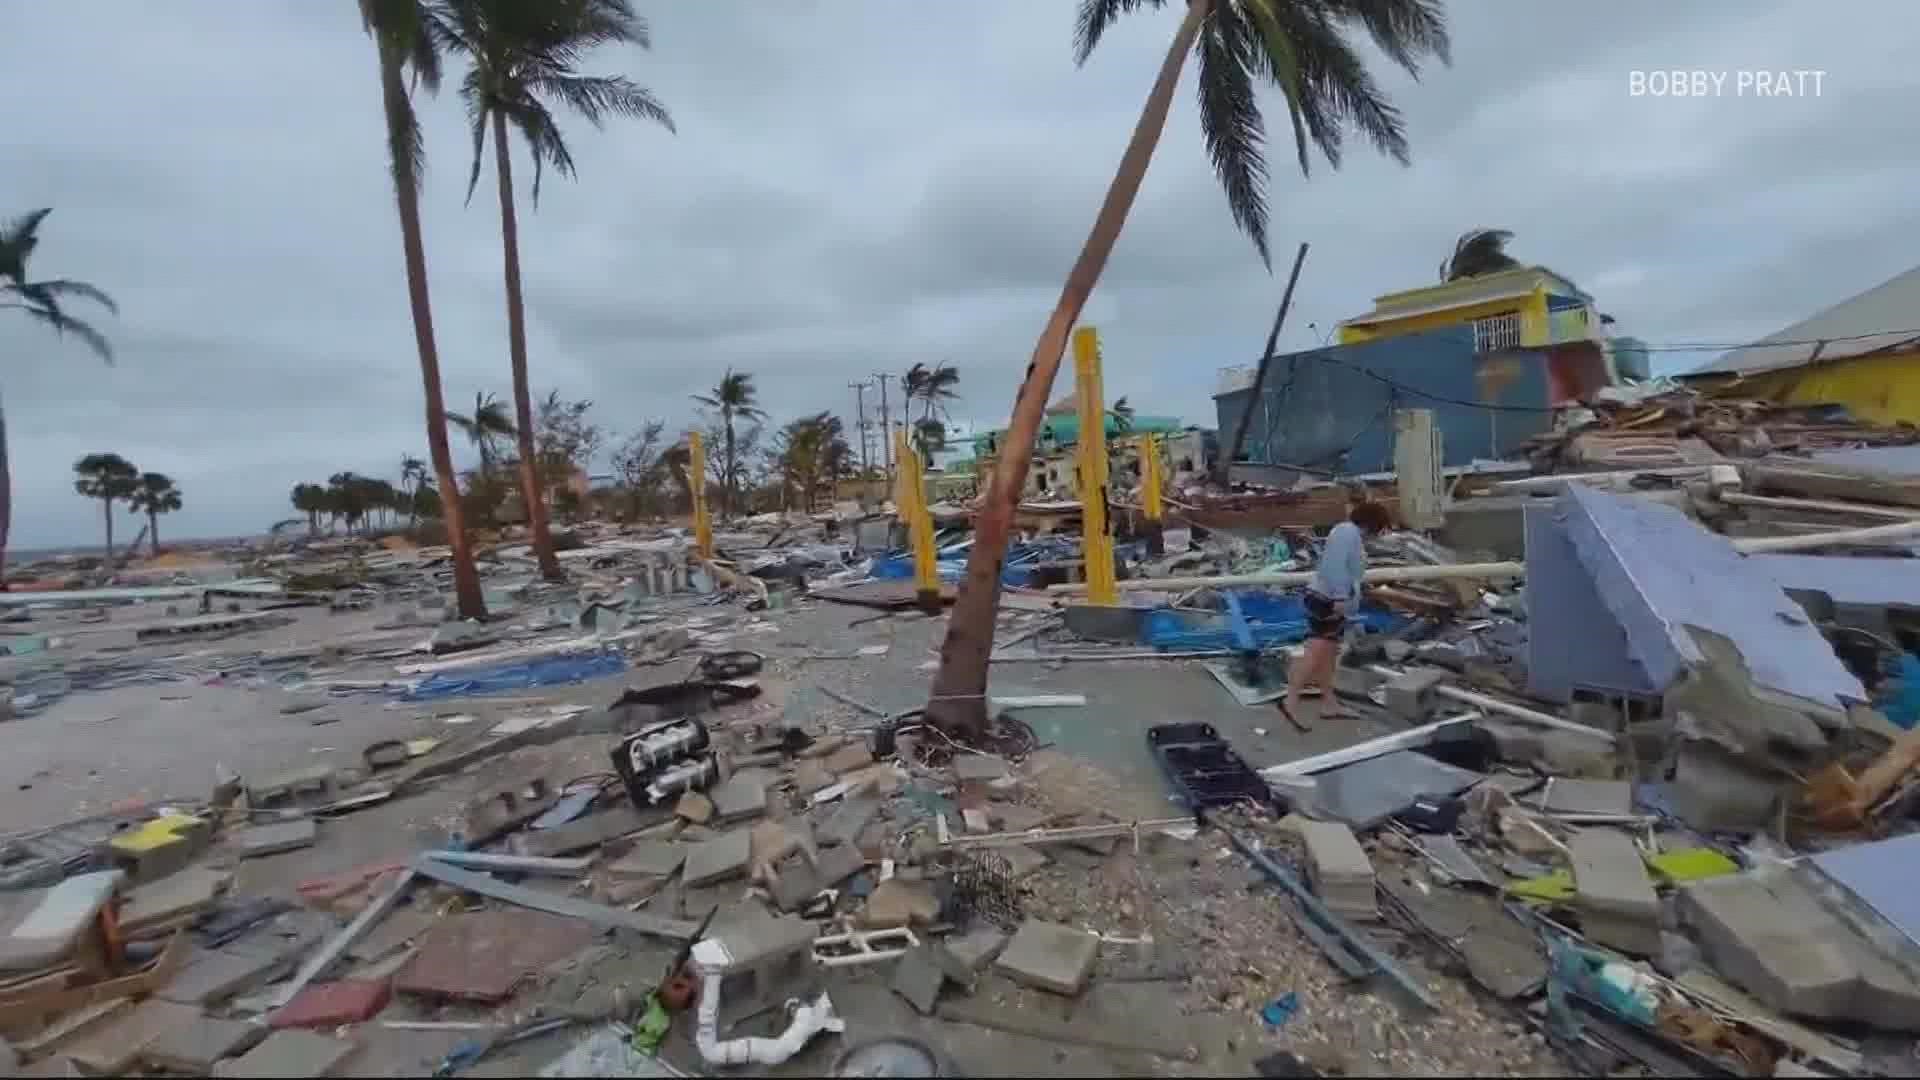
left=2, top=0, right=1914, bottom=549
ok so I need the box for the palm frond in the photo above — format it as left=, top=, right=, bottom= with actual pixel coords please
left=1073, top=0, right=1167, bottom=65
left=21, top=304, right=113, bottom=363
left=508, top=97, right=573, bottom=204
left=461, top=65, right=494, bottom=204
left=1339, top=0, right=1451, bottom=74
left=20, top=279, right=117, bottom=315
left=528, top=73, right=673, bottom=132
left=0, top=208, right=51, bottom=280
left=1196, top=6, right=1272, bottom=266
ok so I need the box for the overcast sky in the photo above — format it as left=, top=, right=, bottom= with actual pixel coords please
left=3, top=1, right=1912, bottom=549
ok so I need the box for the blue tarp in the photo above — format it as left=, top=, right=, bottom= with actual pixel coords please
left=1141, top=589, right=1405, bottom=653
left=402, top=651, right=627, bottom=701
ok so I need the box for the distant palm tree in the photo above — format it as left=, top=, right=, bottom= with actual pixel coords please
left=1440, top=228, right=1520, bottom=281
left=399, top=454, right=427, bottom=525
left=1, top=208, right=117, bottom=586
left=903, top=361, right=961, bottom=424
left=929, top=0, right=1451, bottom=738
left=911, top=417, right=947, bottom=463
left=72, top=453, right=139, bottom=561
left=128, top=472, right=183, bottom=556
left=291, top=482, right=329, bottom=535
left=691, top=369, right=764, bottom=518
left=1109, top=395, right=1136, bottom=433
left=444, top=0, right=673, bottom=581
left=448, top=391, right=517, bottom=474
left=360, top=0, right=487, bottom=620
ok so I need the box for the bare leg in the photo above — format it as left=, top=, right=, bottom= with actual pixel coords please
left=1284, top=637, right=1336, bottom=729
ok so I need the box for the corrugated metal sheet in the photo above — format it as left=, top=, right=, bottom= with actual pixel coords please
left=1213, top=326, right=1553, bottom=474
left=1690, top=264, right=1920, bottom=376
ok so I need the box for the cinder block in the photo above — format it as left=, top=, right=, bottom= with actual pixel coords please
left=1569, top=828, right=1661, bottom=956
left=1295, top=818, right=1375, bottom=920
left=1384, top=667, right=1449, bottom=721
left=232, top=820, right=318, bottom=860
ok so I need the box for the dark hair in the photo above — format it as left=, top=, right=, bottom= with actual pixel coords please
left=1349, top=500, right=1393, bottom=534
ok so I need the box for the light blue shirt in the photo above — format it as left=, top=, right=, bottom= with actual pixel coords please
left=1309, top=521, right=1366, bottom=608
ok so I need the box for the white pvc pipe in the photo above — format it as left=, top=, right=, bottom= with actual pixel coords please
left=1729, top=519, right=1920, bottom=553
left=691, top=939, right=844, bottom=1068
left=1718, top=490, right=1920, bottom=522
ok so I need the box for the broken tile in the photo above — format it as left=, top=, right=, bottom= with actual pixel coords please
left=394, top=909, right=596, bottom=1003
left=141, top=1012, right=268, bottom=1072
left=232, top=820, right=318, bottom=860
left=996, top=919, right=1099, bottom=995
left=709, top=774, right=768, bottom=824
left=214, top=1029, right=356, bottom=1078
left=59, top=999, right=202, bottom=1073
left=270, top=979, right=392, bottom=1029
left=605, top=840, right=684, bottom=880
left=890, top=944, right=945, bottom=1015
left=682, top=829, right=752, bottom=887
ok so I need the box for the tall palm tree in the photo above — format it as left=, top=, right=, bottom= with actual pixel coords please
left=0, top=208, right=117, bottom=587
left=399, top=453, right=427, bottom=525
left=72, top=453, right=139, bottom=562
left=690, top=369, right=764, bottom=518
left=1440, top=227, right=1519, bottom=281
left=904, top=361, right=962, bottom=424
left=359, top=0, right=487, bottom=619
left=447, top=391, right=517, bottom=474
left=291, top=482, right=329, bottom=535
left=442, top=0, right=672, bottom=581
left=927, top=0, right=1452, bottom=737
left=128, top=472, right=183, bottom=556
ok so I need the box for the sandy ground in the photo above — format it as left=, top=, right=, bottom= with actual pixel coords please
left=0, top=590, right=1569, bottom=1076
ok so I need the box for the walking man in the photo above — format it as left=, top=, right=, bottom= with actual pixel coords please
left=1281, top=500, right=1393, bottom=730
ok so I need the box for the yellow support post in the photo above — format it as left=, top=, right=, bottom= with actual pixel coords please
left=688, top=430, right=713, bottom=560
left=894, top=428, right=942, bottom=614
left=1073, top=326, right=1118, bottom=606
left=1140, top=430, right=1166, bottom=556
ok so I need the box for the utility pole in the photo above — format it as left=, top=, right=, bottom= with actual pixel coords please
left=1220, top=241, right=1310, bottom=485
left=849, top=380, right=872, bottom=477
left=874, top=372, right=895, bottom=479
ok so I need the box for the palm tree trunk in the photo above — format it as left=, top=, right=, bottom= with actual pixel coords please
left=149, top=510, right=160, bottom=557
left=0, top=382, right=10, bottom=590
left=378, top=48, right=487, bottom=620
left=490, top=116, right=563, bottom=582
left=723, top=421, right=736, bottom=520
left=925, top=0, right=1209, bottom=737
left=102, top=499, right=114, bottom=563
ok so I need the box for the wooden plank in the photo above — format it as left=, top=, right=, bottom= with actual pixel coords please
left=0, top=933, right=185, bottom=1034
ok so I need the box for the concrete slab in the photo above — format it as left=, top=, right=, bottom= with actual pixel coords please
left=604, top=840, right=684, bottom=880
left=1383, top=668, right=1449, bottom=721
left=120, top=866, right=230, bottom=933
left=707, top=774, right=768, bottom=824
left=859, top=879, right=940, bottom=928
left=809, top=843, right=866, bottom=889
left=1568, top=828, right=1661, bottom=956
left=157, top=943, right=299, bottom=1007
left=214, top=1029, right=357, bottom=1078
left=141, top=1012, right=268, bottom=1072
left=891, top=944, right=945, bottom=1014
left=767, top=856, right=822, bottom=912
left=1525, top=778, right=1633, bottom=816
left=394, top=909, right=597, bottom=1003
left=0, top=869, right=123, bottom=972
left=232, top=820, right=318, bottom=860
left=943, top=926, right=1008, bottom=972
left=681, top=829, right=752, bottom=887
left=952, top=754, right=1009, bottom=782
left=512, top=806, right=648, bottom=858
left=995, top=919, right=1099, bottom=995
left=817, top=797, right=881, bottom=848
left=59, top=998, right=202, bottom=1073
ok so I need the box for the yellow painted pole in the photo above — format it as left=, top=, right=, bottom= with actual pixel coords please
left=894, top=428, right=942, bottom=613
left=688, top=430, right=713, bottom=560
left=1140, top=430, right=1166, bottom=555
left=1073, top=327, right=1118, bottom=606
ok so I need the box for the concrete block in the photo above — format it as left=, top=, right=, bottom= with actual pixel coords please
left=140, top=1012, right=268, bottom=1072
left=214, top=1030, right=357, bottom=1078
left=767, top=856, right=823, bottom=912
left=858, top=879, right=939, bottom=928
left=605, top=840, right=684, bottom=880
left=708, top=774, right=768, bottom=824
left=1384, top=667, right=1449, bottom=721
left=158, top=944, right=300, bottom=1007
left=816, top=797, right=881, bottom=848
left=104, top=813, right=211, bottom=882
left=0, top=869, right=123, bottom=972
left=682, top=829, right=751, bottom=887
left=943, top=926, right=1008, bottom=972
left=809, top=843, right=866, bottom=889
left=823, top=742, right=875, bottom=776
left=232, top=819, right=318, bottom=860
left=1666, top=739, right=1783, bottom=833
left=120, top=866, right=230, bottom=933
left=59, top=998, right=201, bottom=1073
left=891, top=944, right=945, bottom=1014
left=961, top=808, right=991, bottom=834
left=513, top=806, right=647, bottom=858
left=1680, top=867, right=1920, bottom=1029
left=952, top=754, right=1009, bottom=782
left=1569, top=828, right=1662, bottom=955
left=995, top=919, right=1099, bottom=995
left=1296, top=818, right=1375, bottom=921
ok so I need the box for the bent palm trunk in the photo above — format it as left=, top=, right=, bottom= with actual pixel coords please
left=0, top=384, right=9, bottom=590
left=492, top=113, right=564, bottom=581
left=380, top=48, right=488, bottom=620
left=925, top=0, right=1210, bottom=736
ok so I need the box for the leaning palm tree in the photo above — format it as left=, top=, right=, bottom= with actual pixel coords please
left=443, top=0, right=673, bottom=582
left=904, top=361, right=962, bottom=424
left=128, top=472, right=183, bottom=557
left=0, top=208, right=117, bottom=587
left=447, top=391, right=517, bottom=475
left=927, top=0, right=1452, bottom=738
left=359, top=0, right=487, bottom=619
left=1440, top=227, right=1519, bottom=281
left=73, top=453, right=139, bottom=562
left=690, top=369, right=765, bottom=519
